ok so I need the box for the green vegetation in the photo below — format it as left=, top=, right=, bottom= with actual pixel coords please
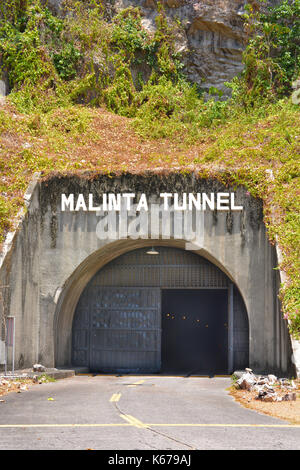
left=228, top=0, right=300, bottom=108
left=37, top=373, right=56, bottom=383
left=0, top=0, right=299, bottom=337
left=231, top=374, right=239, bottom=384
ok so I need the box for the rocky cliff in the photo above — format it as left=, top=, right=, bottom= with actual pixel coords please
left=46, top=0, right=278, bottom=95
left=112, top=0, right=248, bottom=94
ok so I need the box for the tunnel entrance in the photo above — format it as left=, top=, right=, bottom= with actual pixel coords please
left=71, top=247, right=249, bottom=374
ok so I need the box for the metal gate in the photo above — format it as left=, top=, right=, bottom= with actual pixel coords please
left=73, top=287, right=161, bottom=373
left=72, top=247, right=249, bottom=373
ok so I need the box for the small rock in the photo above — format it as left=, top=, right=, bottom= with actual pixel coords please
left=236, top=372, right=257, bottom=391
left=256, top=390, right=267, bottom=398
left=254, top=384, right=275, bottom=394
left=23, top=142, right=32, bottom=149
left=267, top=374, right=277, bottom=384
left=257, top=379, right=268, bottom=385
left=33, top=364, right=46, bottom=373
left=279, top=378, right=290, bottom=386
left=262, top=394, right=276, bottom=402
left=282, top=393, right=297, bottom=402
left=265, top=385, right=275, bottom=393
left=256, top=388, right=279, bottom=402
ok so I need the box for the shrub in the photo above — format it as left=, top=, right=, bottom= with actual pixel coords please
left=227, top=0, right=300, bottom=109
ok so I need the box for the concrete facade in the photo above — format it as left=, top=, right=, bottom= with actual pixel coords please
left=0, top=172, right=296, bottom=376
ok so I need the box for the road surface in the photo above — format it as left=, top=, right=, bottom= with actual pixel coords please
left=0, top=375, right=299, bottom=450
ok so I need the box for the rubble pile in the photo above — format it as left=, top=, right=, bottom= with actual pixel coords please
left=0, top=377, right=29, bottom=398
left=0, top=365, right=51, bottom=400
left=235, top=368, right=298, bottom=403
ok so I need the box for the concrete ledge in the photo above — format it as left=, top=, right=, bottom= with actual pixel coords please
left=1, top=367, right=89, bottom=380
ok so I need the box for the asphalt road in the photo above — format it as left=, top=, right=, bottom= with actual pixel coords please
left=0, top=375, right=299, bottom=450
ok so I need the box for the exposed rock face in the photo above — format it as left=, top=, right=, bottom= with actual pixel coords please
left=46, top=0, right=278, bottom=94
left=111, top=0, right=279, bottom=94
left=111, top=0, right=246, bottom=94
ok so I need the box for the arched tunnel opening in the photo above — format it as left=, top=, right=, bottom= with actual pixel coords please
left=71, top=246, right=249, bottom=375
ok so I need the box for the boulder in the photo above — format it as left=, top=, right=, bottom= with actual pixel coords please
left=236, top=372, right=257, bottom=391
left=233, top=370, right=247, bottom=380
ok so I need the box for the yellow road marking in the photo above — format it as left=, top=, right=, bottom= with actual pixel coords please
left=0, top=424, right=130, bottom=428
left=120, top=414, right=148, bottom=429
left=0, top=423, right=298, bottom=429
left=128, top=380, right=145, bottom=387
left=109, top=393, right=121, bottom=402
left=149, top=423, right=300, bottom=428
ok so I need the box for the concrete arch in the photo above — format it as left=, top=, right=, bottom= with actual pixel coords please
left=54, top=238, right=249, bottom=367
left=1, top=173, right=294, bottom=375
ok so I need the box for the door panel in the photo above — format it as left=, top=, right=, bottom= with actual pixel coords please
left=161, top=289, right=228, bottom=374
left=82, top=287, right=161, bottom=373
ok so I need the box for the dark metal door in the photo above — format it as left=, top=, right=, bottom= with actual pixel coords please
left=161, top=289, right=228, bottom=374
left=73, top=287, right=161, bottom=373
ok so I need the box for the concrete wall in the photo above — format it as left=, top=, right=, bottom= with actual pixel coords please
left=0, top=172, right=295, bottom=376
